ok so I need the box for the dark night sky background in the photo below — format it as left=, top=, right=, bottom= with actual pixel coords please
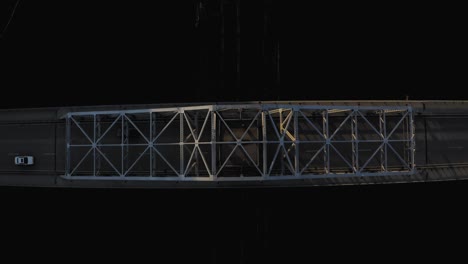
left=1, top=1, right=466, bottom=108
left=1, top=2, right=467, bottom=262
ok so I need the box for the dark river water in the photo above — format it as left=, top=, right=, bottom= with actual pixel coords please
left=2, top=181, right=467, bottom=262
left=1, top=1, right=466, bottom=108
left=1, top=2, right=466, bottom=261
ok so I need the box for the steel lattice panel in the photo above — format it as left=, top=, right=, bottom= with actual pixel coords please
left=65, top=104, right=415, bottom=181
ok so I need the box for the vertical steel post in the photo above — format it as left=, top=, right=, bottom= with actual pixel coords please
left=384, top=111, right=387, bottom=171
left=125, top=117, right=129, bottom=175
left=279, top=109, right=284, bottom=175
left=262, top=111, right=268, bottom=177
left=323, top=111, right=330, bottom=174
left=211, top=110, right=217, bottom=179
left=95, top=115, right=102, bottom=176
left=403, top=111, right=408, bottom=162
left=150, top=112, right=154, bottom=177
left=93, top=114, right=96, bottom=176
left=180, top=110, right=184, bottom=178
left=409, top=108, right=415, bottom=171
left=194, top=112, right=199, bottom=177
left=66, top=114, right=71, bottom=176
left=352, top=110, right=359, bottom=173
left=121, top=114, right=124, bottom=176
left=294, top=110, right=299, bottom=176
left=379, top=110, right=385, bottom=172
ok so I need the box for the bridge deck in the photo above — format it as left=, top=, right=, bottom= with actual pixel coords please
left=1, top=101, right=468, bottom=188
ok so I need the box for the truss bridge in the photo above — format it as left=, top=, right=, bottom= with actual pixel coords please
left=1, top=101, right=467, bottom=188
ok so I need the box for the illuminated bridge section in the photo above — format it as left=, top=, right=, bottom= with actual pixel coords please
left=65, top=104, right=415, bottom=181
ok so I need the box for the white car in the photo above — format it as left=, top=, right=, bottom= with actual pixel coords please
left=15, top=156, right=34, bottom=166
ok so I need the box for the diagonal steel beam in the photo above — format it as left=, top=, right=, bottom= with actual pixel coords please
left=387, top=143, right=412, bottom=171
left=239, top=144, right=264, bottom=176
left=387, top=112, right=409, bottom=139
left=330, top=143, right=354, bottom=171
left=197, top=110, right=212, bottom=142
left=183, top=112, right=198, bottom=142
left=280, top=144, right=295, bottom=175
left=216, top=111, right=239, bottom=141
left=152, top=146, right=180, bottom=176
left=300, top=145, right=325, bottom=175
left=299, top=110, right=325, bottom=139
left=95, top=147, right=122, bottom=176
left=357, top=110, right=383, bottom=138
left=281, top=110, right=293, bottom=128
left=123, top=146, right=150, bottom=176
left=70, top=147, right=93, bottom=176
left=329, top=110, right=352, bottom=140
left=124, top=114, right=150, bottom=143
left=215, top=145, right=239, bottom=176
left=268, top=143, right=283, bottom=175
left=96, top=114, right=122, bottom=144
left=196, top=145, right=212, bottom=177
left=182, top=145, right=197, bottom=176
left=71, top=116, right=94, bottom=144
left=268, top=112, right=282, bottom=140
left=282, top=110, right=294, bottom=138
left=152, top=112, right=179, bottom=142
left=239, top=110, right=261, bottom=141
left=358, top=143, right=384, bottom=173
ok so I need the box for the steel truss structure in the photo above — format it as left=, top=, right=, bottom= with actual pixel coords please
left=65, top=104, right=415, bottom=181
